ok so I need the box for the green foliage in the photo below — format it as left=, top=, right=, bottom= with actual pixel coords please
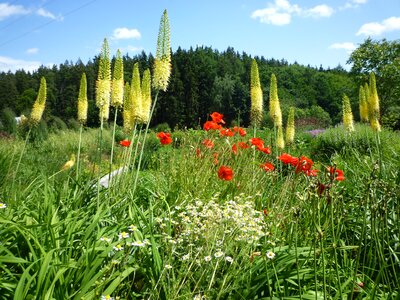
left=0, top=107, right=17, bottom=135
left=48, top=115, right=68, bottom=133
left=295, top=105, right=332, bottom=130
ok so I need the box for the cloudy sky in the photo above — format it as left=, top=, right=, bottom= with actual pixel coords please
left=0, top=0, right=399, bottom=72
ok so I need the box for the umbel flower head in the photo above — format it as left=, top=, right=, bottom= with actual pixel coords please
left=123, top=82, right=133, bottom=131
left=359, top=85, right=368, bottom=122
left=153, top=9, right=171, bottom=91
left=96, top=38, right=111, bottom=121
left=111, top=49, right=124, bottom=108
left=250, top=59, right=263, bottom=127
left=342, top=94, right=354, bottom=132
left=285, top=107, right=295, bottom=145
left=368, top=72, right=381, bottom=131
left=141, top=69, right=152, bottom=124
left=30, top=77, right=47, bottom=124
left=77, top=73, right=88, bottom=124
left=269, top=73, right=282, bottom=127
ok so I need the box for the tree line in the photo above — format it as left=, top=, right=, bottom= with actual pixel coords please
left=0, top=39, right=398, bottom=131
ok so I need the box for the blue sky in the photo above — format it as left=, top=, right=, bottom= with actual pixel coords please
left=0, top=0, right=399, bottom=73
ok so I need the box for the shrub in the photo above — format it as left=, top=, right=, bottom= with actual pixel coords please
left=48, top=116, right=68, bottom=133
left=0, top=108, right=17, bottom=135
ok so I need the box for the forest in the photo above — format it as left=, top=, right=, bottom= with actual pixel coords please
left=0, top=38, right=399, bottom=132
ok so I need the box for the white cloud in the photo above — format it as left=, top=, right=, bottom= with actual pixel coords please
left=357, top=16, right=400, bottom=36
left=118, top=46, right=143, bottom=54
left=26, top=48, right=39, bottom=55
left=329, top=42, right=356, bottom=53
left=112, top=28, right=141, bottom=40
left=0, top=56, right=41, bottom=73
left=0, top=3, right=29, bottom=20
left=251, top=0, right=334, bottom=25
left=304, top=5, right=334, bottom=18
left=340, top=0, right=367, bottom=10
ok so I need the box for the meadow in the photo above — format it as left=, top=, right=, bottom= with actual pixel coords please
left=0, top=120, right=399, bottom=299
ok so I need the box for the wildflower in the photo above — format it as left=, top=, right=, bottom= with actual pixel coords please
left=368, top=72, right=381, bottom=131
left=202, top=139, right=214, bottom=149
left=238, top=142, right=250, bottom=149
left=258, top=146, right=271, bottom=155
left=220, top=128, right=234, bottom=137
left=77, top=73, right=88, bottom=124
left=266, top=251, right=276, bottom=259
left=153, top=10, right=171, bottom=91
left=277, top=125, right=285, bottom=149
left=225, top=256, right=233, bottom=263
left=328, top=167, right=345, bottom=181
left=30, top=77, right=47, bottom=123
left=0, top=202, right=6, bottom=209
left=203, top=120, right=221, bottom=131
left=141, top=69, right=152, bottom=124
left=131, top=240, right=146, bottom=247
left=165, top=264, right=173, bottom=269
left=250, top=59, right=263, bottom=126
left=278, top=153, right=299, bottom=166
left=96, top=38, right=111, bottom=121
left=100, top=237, right=112, bottom=243
left=285, top=107, right=295, bottom=144
left=232, top=144, right=238, bottom=155
left=359, top=85, right=369, bottom=122
left=342, top=94, right=355, bottom=132
left=61, top=154, right=75, bottom=171
left=113, top=244, right=124, bottom=251
left=260, top=162, right=275, bottom=172
left=295, top=156, right=313, bottom=174
left=269, top=73, right=282, bottom=127
left=233, top=126, right=247, bottom=136
left=305, top=169, right=319, bottom=177
left=101, top=295, right=114, bottom=300
left=111, top=49, right=124, bottom=108
left=128, top=224, right=138, bottom=232
left=210, top=112, right=225, bottom=124
left=182, top=254, right=190, bottom=260
left=218, top=166, right=233, bottom=181
left=204, top=255, right=212, bottom=262
left=250, top=137, right=264, bottom=149
left=118, top=232, right=130, bottom=240
left=214, top=249, right=224, bottom=258
left=157, top=132, right=172, bottom=145
left=119, top=140, right=131, bottom=147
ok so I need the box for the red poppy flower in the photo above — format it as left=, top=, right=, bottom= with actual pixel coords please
left=202, top=139, right=214, bottom=149
left=210, top=112, right=225, bottom=124
left=218, top=165, right=233, bottom=181
left=328, top=167, right=345, bottom=181
left=232, top=144, right=238, bottom=155
left=305, top=169, right=319, bottom=177
left=220, top=128, right=234, bottom=137
left=260, top=162, right=275, bottom=172
left=119, top=139, right=131, bottom=147
left=278, top=153, right=299, bottom=166
left=238, top=142, right=250, bottom=149
left=203, top=121, right=222, bottom=131
left=258, top=146, right=271, bottom=155
left=250, top=138, right=264, bottom=149
left=156, top=132, right=172, bottom=145
left=235, top=127, right=247, bottom=137
left=295, top=156, right=314, bottom=174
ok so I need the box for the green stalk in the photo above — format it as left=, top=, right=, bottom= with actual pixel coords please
left=97, top=118, right=104, bottom=208
left=108, top=109, right=119, bottom=182
left=76, top=123, right=83, bottom=181
left=330, top=200, right=343, bottom=298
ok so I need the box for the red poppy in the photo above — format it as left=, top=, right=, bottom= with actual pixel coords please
left=250, top=138, right=264, bottom=149
left=202, top=139, right=214, bottom=149
left=210, top=112, right=225, bottom=124
left=156, top=132, right=172, bottom=145
left=220, top=128, right=234, bottom=137
left=235, top=127, right=247, bottom=137
left=278, top=153, right=299, bottom=166
left=238, top=142, right=250, bottom=149
left=295, top=156, right=314, bottom=174
left=232, top=144, right=238, bottom=155
left=328, top=167, right=345, bottom=181
left=260, top=162, right=275, bottom=172
left=305, top=169, right=319, bottom=177
left=203, top=121, right=222, bottom=131
left=218, top=165, right=233, bottom=181
left=258, top=146, right=271, bottom=155
left=119, top=139, right=131, bottom=147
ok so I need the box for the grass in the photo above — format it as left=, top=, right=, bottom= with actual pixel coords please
left=0, top=123, right=399, bottom=299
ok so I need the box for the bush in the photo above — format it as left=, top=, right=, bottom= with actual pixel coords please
left=153, top=122, right=171, bottom=133
left=48, top=116, right=68, bottom=133
left=295, top=105, right=331, bottom=130
left=67, top=118, right=81, bottom=131
left=0, top=108, right=17, bottom=135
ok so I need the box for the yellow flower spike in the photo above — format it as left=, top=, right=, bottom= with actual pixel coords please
left=123, top=82, right=133, bottom=132
left=153, top=9, right=171, bottom=91
left=30, top=77, right=47, bottom=124
left=77, top=73, right=88, bottom=124
left=141, top=69, right=152, bottom=124
left=62, top=154, right=75, bottom=171
left=277, top=125, right=285, bottom=149
left=96, top=38, right=111, bottom=121
left=250, top=59, right=263, bottom=127
left=285, top=107, right=295, bottom=145
left=130, top=62, right=142, bottom=124
left=111, top=49, right=124, bottom=108
left=368, top=72, right=381, bottom=131
left=359, top=85, right=368, bottom=122
left=269, top=74, right=282, bottom=127
left=342, top=94, right=355, bottom=132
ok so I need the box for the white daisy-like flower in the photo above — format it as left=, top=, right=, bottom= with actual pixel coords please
left=101, top=295, right=114, bottom=300
left=0, top=202, right=6, bottom=209
left=128, top=224, right=138, bottom=232
left=182, top=254, right=190, bottom=261
left=165, top=264, right=173, bottom=269
left=225, top=256, right=233, bottom=263
left=118, top=231, right=130, bottom=240
left=131, top=240, right=146, bottom=247
left=266, top=251, right=276, bottom=259
left=100, top=237, right=112, bottom=243
left=113, top=244, right=124, bottom=251
left=214, top=250, right=224, bottom=258
left=204, top=255, right=212, bottom=262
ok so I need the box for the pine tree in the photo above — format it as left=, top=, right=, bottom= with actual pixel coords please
left=30, top=77, right=47, bottom=124
left=342, top=94, right=354, bottom=132
left=77, top=73, right=88, bottom=124
left=368, top=72, right=381, bottom=131
left=250, top=59, right=263, bottom=127
left=285, top=107, right=295, bottom=144
left=359, top=85, right=368, bottom=122
left=96, top=38, right=111, bottom=121
left=153, top=9, right=171, bottom=92
left=111, top=49, right=124, bottom=108
left=269, top=74, right=282, bottom=127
